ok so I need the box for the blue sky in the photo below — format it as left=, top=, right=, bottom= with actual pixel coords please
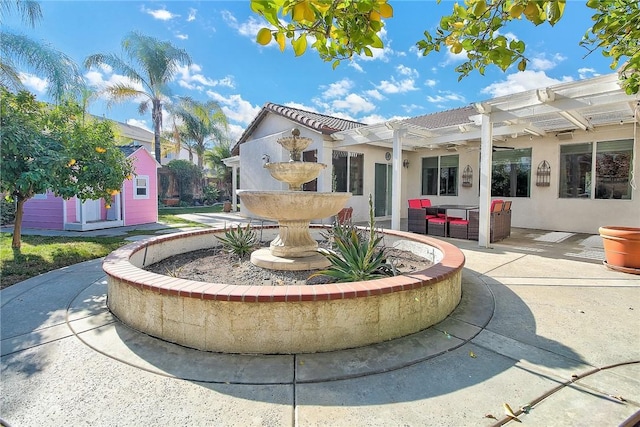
left=5, top=1, right=614, bottom=142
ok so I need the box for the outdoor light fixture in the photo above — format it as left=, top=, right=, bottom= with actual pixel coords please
left=403, top=159, right=410, bottom=168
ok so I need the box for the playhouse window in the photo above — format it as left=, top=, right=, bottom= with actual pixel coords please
left=134, top=175, right=149, bottom=199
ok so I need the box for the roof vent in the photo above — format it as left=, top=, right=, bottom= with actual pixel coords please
left=556, top=131, right=574, bottom=140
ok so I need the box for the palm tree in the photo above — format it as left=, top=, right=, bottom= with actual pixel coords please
left=1, top=0, right=82, bottom=101
left=168, top=97, right=228, bottom=170
left=204, top=138, right=233, bottom=193
left=84, top=31, right=192, bottom=162
left=162, top=121, right=196, bottom=163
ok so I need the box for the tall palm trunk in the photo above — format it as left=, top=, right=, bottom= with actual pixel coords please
left=152, top=99, right=162, bottom=163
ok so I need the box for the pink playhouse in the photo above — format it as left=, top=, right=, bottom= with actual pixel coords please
left=22, top=145, right=159, bottom=231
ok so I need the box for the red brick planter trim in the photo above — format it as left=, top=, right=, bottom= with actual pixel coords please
left=103, top=225, right=465, bottom=302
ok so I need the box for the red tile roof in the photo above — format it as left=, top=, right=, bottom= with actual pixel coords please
left=231, top=103, right=365, bottom=155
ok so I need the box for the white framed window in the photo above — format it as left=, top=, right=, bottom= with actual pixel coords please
left=133, top=175, right=149, bottom=199
left=421, top=154, right=459, bottom=196
left=332, top=150, right=364, bottom=195
left=559, top=140, right=633, bottom=199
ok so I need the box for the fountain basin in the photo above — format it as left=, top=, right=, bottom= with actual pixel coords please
left=238, top=190, right=350, bottom=221
left=264, top=162, right=327, bottom=191
left=103, top=225, right=465, bottom=354
left=238, top=190, right=351, bottom=259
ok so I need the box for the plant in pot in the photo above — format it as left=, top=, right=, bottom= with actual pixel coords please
left=599, top=226, right=640, bottom=274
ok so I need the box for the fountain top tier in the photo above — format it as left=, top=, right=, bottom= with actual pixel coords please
left=264, top=128, right=326, bottom=191
left=277, top=127, right=311, bottom=162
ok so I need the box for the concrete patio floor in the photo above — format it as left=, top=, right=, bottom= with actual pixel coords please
left=1, top=215, right=639, bottom=426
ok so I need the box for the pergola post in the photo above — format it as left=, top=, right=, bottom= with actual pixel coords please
left=222, top=155, right=240, bottom=212
left=478, top=110, right=493, bottom=248
left=391, top=128, right=404, bottom=230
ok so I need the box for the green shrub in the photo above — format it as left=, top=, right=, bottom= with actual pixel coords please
left=179, top=193, right=194, bottom=205
left=311, top=195, right=396, bottom=283
left=203, top=184, right=219, bottom=205
left=1, top=198, right=16, bottom=225
left=216, top=223, right=258, bottom=258
left=166, top=160, right=202, bottom=201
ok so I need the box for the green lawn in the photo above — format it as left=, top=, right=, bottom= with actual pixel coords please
left=0, top=206, right=223, bottom=288
left=158, top=205, right=224, bottom=215
left=0, top=234, right=126, bottom=288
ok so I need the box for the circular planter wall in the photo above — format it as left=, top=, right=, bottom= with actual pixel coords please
left=103, top=225, right=465, bottom=354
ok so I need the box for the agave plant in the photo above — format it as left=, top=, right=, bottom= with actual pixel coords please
left=216, top=223, right=258, bottom=258
left=311, top=195, right=396, bottom=283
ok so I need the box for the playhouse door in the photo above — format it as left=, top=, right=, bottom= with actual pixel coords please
left=83, top=199, right=101, bottom=222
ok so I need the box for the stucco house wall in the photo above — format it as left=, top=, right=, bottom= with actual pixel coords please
left=238, top=111, right=356, bottom=221
left=399, top=123, right=638, bottom=233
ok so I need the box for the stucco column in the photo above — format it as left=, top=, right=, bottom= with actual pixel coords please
left=231, top=164, right=238, bottom=212
left=478, top=112, right=493, bottom=248
left=319, top=140, right=334, bottom=192
left=391, top=129, right=405, bottom=230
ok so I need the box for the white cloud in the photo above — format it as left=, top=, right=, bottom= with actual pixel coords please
left=378, top=77, right=418, bottom=94
left=396, top=65, right=418, bottom=79
left=401, top=104, right=424, bottom=114
left=206, top=91, right=261, bottom=125
left=126, top=119, right=151, bottom=132
left=424, top=79, right=437, bottom=87
left=501, top=32, right=519, bottom=43
left=187, top=8, right=197, bottom=22
left=348, top=61, right=364, bottom=73
left=226, top=123, right=245, bottom=143
left=530, top=53, right=566, bottom=71
left=176, top=33, right=188, bottom=40
left=442, top=49, right=467, bottom=65
left=284, top=102, right=318, bottom=112
left=98, top=63, right=112, bottom=74
left=142, top=7, right=178, bottom=21
left=409, top=45, right=423, bottom=59
left=223, top=10, right=266, bottom=39
left=354, top=27, right=393, bottom=63
left=481, top=70, right=573, bottom=97
left=358, top=114, right=387, bottom=125
left=84, top=67, right=147, bottom=103
left=19, top=72, right=48, bottom=93
left=177, top=64, right=236, bottom=91
left=321, top=79, right=354, bottom=99
left=331, top=93, right=376, bottom=115
left=364, top=89, right=385, bottom=101
left=426, top=91, right=466, bottom=104
left=578, top=67, right=599, bottom=79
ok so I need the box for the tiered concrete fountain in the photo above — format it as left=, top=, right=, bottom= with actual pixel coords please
left=103, top=129, right=465, bottom=354
left=238, top=129, right=351, bottom=270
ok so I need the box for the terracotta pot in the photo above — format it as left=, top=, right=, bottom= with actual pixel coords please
left=223, top=201, right=232, bottom=212
left=599, top=226, right=640, bottom=271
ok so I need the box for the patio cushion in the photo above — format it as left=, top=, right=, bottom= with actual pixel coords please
left=420, top=199, right=432, bottom=207
left=427, top=217, right=447, bottom=237
left=408, top=199, right=422, bottom=209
